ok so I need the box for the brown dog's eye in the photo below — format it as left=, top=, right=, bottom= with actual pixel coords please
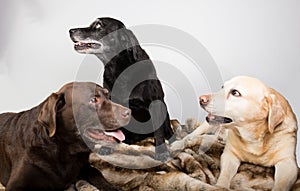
left=90, top=97, right=98, bottom=103
left=230, top=89, right=242, bottom=97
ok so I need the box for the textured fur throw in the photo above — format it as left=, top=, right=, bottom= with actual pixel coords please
left=1, top=119, right=299, bottom=191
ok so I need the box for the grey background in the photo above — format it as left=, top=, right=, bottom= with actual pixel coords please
left=0, top=0, right=299, bottom=164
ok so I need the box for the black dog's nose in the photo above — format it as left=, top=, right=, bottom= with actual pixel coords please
left=69, top=29, right=77, bottom=35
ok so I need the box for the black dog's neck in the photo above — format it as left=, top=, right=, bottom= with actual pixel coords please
left=95, top=52, right=115, bottom=66
left=100, top=47, right=158, bottom=92
left=95, top=46, right=149, bottom=66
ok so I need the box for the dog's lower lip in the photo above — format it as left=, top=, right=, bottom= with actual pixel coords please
left=85, top=128, right=107, bottom=140
left=74, top=42, right=101, bottom=50
left=85, top=128, right=125, bottom=142
left=206, top=114, right=232, bottom=124
left=104, top=130, right=125, bottom=142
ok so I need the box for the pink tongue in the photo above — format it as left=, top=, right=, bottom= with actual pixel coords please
left=104, top=130, right=125, bottom=142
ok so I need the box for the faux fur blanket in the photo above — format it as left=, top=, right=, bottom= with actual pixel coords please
left=83, top=119, right=300, bottom=191
left=1, top=119, right=299, bottom=191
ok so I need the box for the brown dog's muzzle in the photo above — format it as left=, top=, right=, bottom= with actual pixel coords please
left=84, top=101, right=131, bottom=143
left=111, top=102, right=131, bottom=127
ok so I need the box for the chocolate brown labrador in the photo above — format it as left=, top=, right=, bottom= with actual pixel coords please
left=0, top=82, right=131, bottom=191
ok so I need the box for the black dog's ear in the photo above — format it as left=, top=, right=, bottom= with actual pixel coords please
left=38, top=93, right=65, bottom=137
left=121, top=29, right=144, bottom=60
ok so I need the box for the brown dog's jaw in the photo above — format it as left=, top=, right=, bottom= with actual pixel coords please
left=85, top=128, right=125, bottom=143
left=83, top=96, right=130, bottom=144
left=104, top=130, right=125, bottom=142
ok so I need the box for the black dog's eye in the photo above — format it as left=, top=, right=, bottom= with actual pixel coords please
left=230, top=89, right=242, bottom=97
left=90, top=97, right=98, bottom=103
left=95, top=23, right=101, bottom=29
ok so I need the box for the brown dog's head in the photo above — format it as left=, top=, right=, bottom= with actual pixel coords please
left=199, top=76, right=287, bottom=133
left=38, top=82, right=131, bottom=146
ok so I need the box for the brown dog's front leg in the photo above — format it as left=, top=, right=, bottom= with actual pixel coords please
left=81, top=165, right=122, bottom=191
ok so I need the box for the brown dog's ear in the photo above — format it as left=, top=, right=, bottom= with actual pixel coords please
left=38, top=93, right=65, bottom=137
left=266, top=93, right=285, bottom=133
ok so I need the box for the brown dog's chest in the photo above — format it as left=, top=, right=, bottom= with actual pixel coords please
left=20, top=151, right=89, bottom=190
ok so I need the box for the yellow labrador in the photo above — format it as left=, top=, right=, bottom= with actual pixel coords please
left=199, top=76, right=298, bottom=191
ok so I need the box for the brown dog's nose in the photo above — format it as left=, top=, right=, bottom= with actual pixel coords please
left=199, top=95, right=210, bottom=106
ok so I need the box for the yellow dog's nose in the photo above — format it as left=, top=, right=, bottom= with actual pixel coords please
left=199, top=95, right=210, bottom=106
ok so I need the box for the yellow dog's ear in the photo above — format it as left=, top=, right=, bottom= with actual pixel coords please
left=266, top=93, right=285, bottom=133
left=38, top=93, right=65, bottom=137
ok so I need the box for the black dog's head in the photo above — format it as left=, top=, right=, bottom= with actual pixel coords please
left=38, top=82, right=131, bottom=146
left=69, top=17, right=141, bottom=60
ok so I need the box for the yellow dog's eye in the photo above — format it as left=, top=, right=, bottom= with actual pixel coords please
left=230, top=89, right=242, bottom=97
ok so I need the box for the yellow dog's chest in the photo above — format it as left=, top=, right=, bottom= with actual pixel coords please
left=227, top=131, right=277, bottom=166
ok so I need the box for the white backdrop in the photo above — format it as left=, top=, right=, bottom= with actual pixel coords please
left=1, top=0, right=299, bottom=164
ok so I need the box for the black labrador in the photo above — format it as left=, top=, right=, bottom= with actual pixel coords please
left=69, top=17, right=175, bottom=161
left=0, top=82, right=130, bottom=191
